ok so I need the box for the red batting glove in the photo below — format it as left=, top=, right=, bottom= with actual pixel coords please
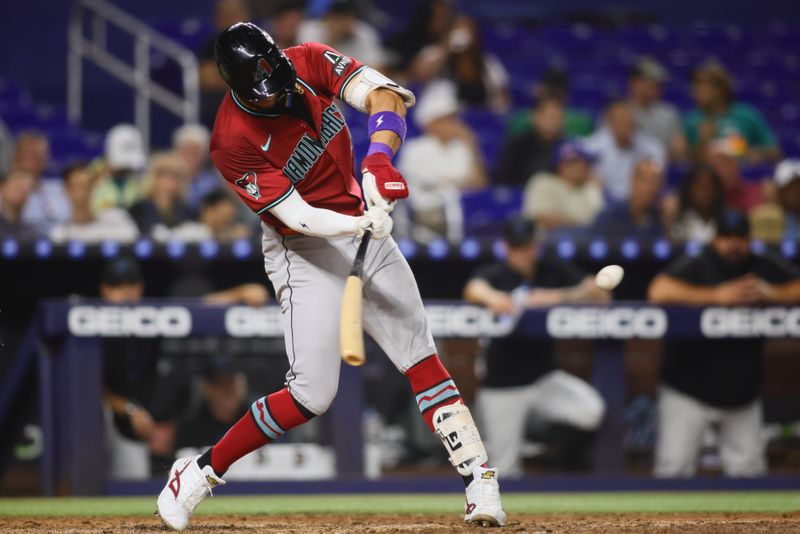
left=361, top=153, right=409, bottom=211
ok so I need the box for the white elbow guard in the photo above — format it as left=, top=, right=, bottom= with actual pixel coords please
left=342, top=67, right=416, bottom=112
left=433, top=402, right=488, bottom=476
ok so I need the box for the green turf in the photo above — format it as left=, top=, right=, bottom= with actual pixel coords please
left=0, top=492, right=798, bottom=517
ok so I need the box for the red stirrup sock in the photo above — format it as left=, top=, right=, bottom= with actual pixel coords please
left=405, top=354, right=462, bottom=433
left=198, top=387, right=315, bottom=476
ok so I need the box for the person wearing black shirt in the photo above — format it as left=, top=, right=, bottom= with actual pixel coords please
left=494, top=97, right=565, bottom=186
left=463, top=215, right=609, bottom=476
left=648, top=210, right=800, bottom=477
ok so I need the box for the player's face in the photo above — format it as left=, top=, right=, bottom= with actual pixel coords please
left=505, top=241, right=537, bottom=276
left=100, top=282, right=144, bottom=303
left=713, top=235, right=750, bottom=265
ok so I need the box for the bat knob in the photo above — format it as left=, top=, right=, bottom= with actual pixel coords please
left=342, top=353, right=364, bottom=366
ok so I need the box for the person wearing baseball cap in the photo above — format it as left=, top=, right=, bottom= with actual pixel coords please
left=627, top=56, right=687, bottom=160
left=774, top=159, right=800, bottom=240
left=464, top=214, right=609, bottom=475
left=685, top=60, right=780, bottom=164
left=648, top=209, right=800, bottom=478
left=522, top=140, right=604, bottom=235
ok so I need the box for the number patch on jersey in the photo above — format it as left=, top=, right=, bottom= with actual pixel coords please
left=322, top=50, right=352, bottom=77
left=235, top=171, right=261, bottom=199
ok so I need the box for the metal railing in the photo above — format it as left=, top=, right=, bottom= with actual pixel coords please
left=67, top=0, right=199, bottom=148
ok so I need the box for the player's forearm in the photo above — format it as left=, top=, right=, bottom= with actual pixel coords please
left=365, top=89, right=406, bottom=152
left=764, top=280, right=800, bottom=304
left=563, top=277, right=610, bottom=304
left=269, top=190, right=360, bottom=238
left=463, top=279, right=502, bottom=305
left=648, top=275, right=717, bottom=305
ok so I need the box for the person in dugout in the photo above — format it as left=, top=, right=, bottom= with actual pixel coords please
left=463, top=215, right=609, bottom=476
left=648, top=209, right=800, bottom=477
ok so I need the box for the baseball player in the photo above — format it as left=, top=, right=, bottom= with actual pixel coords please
left=156, top=22, right=505, bottom=530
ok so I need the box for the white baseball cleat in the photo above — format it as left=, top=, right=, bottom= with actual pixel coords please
left=156, top=455, right=225, bottom=531
left=464, top=466, right=506, bottom=527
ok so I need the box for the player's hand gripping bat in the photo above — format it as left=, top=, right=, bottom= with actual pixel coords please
left=340, top=230, right=372, bottom=366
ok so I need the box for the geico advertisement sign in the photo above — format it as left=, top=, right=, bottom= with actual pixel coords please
left=68, top=306, right=191, bottom=337
left=701, top=307, right=800, bottom=337
left=425, top=305, right=515, bottom=337
left=225, top=306, right=284, bottom=337
left=546, top=306, right=667, bottom=339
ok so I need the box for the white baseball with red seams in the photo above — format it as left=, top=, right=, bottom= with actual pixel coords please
left=595, top=264, right=625, bottom=290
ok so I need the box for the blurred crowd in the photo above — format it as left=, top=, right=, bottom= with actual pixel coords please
left=1, top=0, right=799, bottom=246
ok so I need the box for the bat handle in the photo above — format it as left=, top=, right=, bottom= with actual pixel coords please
left=350, top=230, right=372, bottom=278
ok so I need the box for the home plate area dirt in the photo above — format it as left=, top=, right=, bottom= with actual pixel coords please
left=3, top=513, right=800, bottom=533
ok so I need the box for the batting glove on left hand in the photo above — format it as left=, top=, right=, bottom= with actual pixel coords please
left=356, top=207, right=393, bottom=239
left=361, top=152, right=409, bottom=213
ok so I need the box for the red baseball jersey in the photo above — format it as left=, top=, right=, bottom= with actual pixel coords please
left=210, top=42, right=366, bottom=233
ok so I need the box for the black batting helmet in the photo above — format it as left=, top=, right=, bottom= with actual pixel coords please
left=214, top=22, right=296, bottom=102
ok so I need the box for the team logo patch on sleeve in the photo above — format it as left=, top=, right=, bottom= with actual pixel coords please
left=235, top=171, right=261, bottom=199
left=322, top=50, right=352, bottom=77
left=481, top=470, right=496, bottom=480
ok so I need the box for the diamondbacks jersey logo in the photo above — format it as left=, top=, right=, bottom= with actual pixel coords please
left=235, top=171, right=261, bottom=199
left=322, top=50, right=352, bottom=77
left=255, top=57, right=272, bottom=81
left=283, top=104, right=346, bottom=184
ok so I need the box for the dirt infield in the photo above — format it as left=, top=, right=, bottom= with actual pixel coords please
left=3, top=513, right=800, bottom=533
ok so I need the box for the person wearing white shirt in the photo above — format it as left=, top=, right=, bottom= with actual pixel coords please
left=397, top=80, right=486, bottom=242
left=49, top=164, right=139, bottom=244
left=298, top=0, right=386, bottom=69
left=584, top=100, right=666, bottom=201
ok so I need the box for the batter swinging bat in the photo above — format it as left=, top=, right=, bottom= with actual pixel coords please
left=340, top=230, right=372, bottom=366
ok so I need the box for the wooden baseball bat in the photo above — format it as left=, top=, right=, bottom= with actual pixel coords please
left=340, top=230, right=372, bottom=366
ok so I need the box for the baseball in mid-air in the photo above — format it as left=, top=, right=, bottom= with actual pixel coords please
left=595, top=264, right=625, bottom=290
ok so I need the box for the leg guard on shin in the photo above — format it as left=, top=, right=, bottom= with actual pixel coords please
left=433, top=402, right=488, bottom=476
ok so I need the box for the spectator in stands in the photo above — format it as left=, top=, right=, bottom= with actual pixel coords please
left=129, top=152, right=194, bottom=239
left=522, top=140, right=604, bottom=234
left=648, top=210, right=800, bottom=477
left=685, top=60, right=781, bottom=165
left=584, top=100, right=665, bottom=201
left=396, top=81, right=485, bottom=243
left=464, top=215, right=607, bottom=476
left=199, top=0, right=252, bottom=128
left=99, top=257, right=184, bottom=479
left=13, top=132, right=69, bottom=231
left=707, top=138, right=765, bottom=212
left=669, top=167, right=725, bottom=243
left=0, top=169, right=40, bottom=239
left=627, top=57, right=687, bottom=161
left=172, top=124, right=221, bottom=210
left=159, top=188, right=251, bottom=244
left=593, top=159, right=665, bottom=238
left=298, top=0, right=386, bottom=69
left=505, top=67, right=594, bottom=139
left=0, top=118, right=13, bottom=175
left=384, top=0, right=454, bottom=76
left=93, top=124, right=147, bottom=211
left=772, top=159, right=800, bottom=241
left=267, top=0, right=305, bottom=48
left=49, top=164, right=139, bottom=244
left=175, top=355, right=249, bottom=451
left=495, top=97, right=564, bottom=186
left=411, top=15, right=510, bottom=113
